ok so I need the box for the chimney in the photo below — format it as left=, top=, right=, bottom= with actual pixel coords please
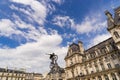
left=105, top=10, right=114, bottom=23
left=78, top=41, right=84, bottom=54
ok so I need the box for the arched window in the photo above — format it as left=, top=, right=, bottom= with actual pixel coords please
left=100, top=63, right=105, bottom=70
left=98, top=76, right=102, bottom=80
left=111, top=73, right=117, bottom=80
left=114, top=31, right=120, bottom=38
left=104, top=74, right=109, bottom=80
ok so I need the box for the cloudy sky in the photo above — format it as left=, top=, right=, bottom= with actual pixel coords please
left=0, top=0, right=120, bottom=74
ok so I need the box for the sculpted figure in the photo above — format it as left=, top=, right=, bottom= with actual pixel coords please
left=47, top=53, right=58, bottom=69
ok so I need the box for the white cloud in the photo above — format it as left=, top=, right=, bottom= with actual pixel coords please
left=52, top=0, right=64, bottom=4
left=63, top=33, right=76, bottom=39
left=0, top=13, right=48, bottom=42
left=0, top=33, right=67, bottom=73
left=53, top=16, right=74, bottom=27
left=53, top=14, right=107, bottom=34
left=0, top=0, right=67, bottom=74
left=75, top=17, right=107, bottom=34
left=87, top=33, right=111, bottom=48
left=0, top=19, right=22, bottom=37
left=10, top=0, right=47, bottom=25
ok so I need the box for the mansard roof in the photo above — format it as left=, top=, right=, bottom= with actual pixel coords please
left=114, top=6, right=120, bottom=12
left=69, top=42, right=79, bottom=47
left=0, top=68, right=25, bottom=73
left=85, top=37, right=113, bottom=53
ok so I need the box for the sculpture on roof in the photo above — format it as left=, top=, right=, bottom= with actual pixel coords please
left=47, top=53, right=58, bottom=69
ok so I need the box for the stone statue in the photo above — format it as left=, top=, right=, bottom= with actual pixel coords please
left=47, top=53, right=58, bottom=69
left=46, top=53, right=65, bottom=75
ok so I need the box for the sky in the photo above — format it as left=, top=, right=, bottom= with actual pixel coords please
left=0, top=0, right=120, bottom=74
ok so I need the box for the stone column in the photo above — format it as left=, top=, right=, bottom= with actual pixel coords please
left=95, top=76, right=98, bottom=80
left=108, top=73, right=112, bottom=80
left=92, top=62, right=96, bottom=73
left=115, top=72, right=120, bottom=80
left=101, top=75, right=105, bottom=80
left=97, top=60, right=101, bottom=72
left=90, top=78, right=92, bottom=80
left=102, top=59, right=107, bottom=70
left=0, top=72, right=3, bottom=80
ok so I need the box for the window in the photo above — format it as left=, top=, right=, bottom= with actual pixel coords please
left=104, top=74, right=109, bottom=80
left=101, top=47, right=107, bottom=54
left=108, top=44, right=113, bottom=51
left=119, top=13, right=120, bottom=16
left=90, top=54, right=93, bottom=58
left=94, top=61, right=97, bottom=65
left=111, top=54, right=116, bottom=60
left=89, top=63, right=92, bottom=67
left=96, top=50, right=101, bottom=55
left=98, top=76, right=102, bottom=80
left=70, top=58, right=73, bottom=65
left=92, top=77, right=95, bottom=80
left=86, top=69, right=89, bottom=74
left=67, top=52, right=69, bottom=56
left=91, top=71, right=94, bottom=73
left=59, top=73, right=62, bottom=77
left=114, top=31, right=120, bottom=39
left=107, top=63, right=112, bottom=69
left=93, top=52, right=96, bottom=57
left=67, top=72, right=69, bottom=77
left=71, top=45, right=79, bottom=52
left=71, top=69, right=74, bottom=77
left=110, top=42, right=117, bottom=49
left=99, top=58, right=103, bottom=63
left=95, top=65, right=99, bottom=72
left=105, top=56, right=109, bottom=62
left=76, top=68, right=78, bottom=75
left=111, top=73, right=117, bottom=80
left=100, top=63, right=105, bottom=70
left=115, top=64, right=120, bottom=68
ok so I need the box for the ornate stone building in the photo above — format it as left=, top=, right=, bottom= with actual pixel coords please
left=0, top=68, right=43, bottom=80
left=105, top=6, right=120, bottom=50
left=0, top=68, right=26, bottom=80
left=65, top=7, right=120, bottom=80
left=25, top=73, right=43, bottom=80
left=33, top=73, right=43, bottom=80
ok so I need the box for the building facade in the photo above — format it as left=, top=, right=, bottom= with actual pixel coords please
left=0, top=68, right=26, bottom=80
left=25, top=72, right=34, bottom=80
left=65, top=7, right=120, bottom=80
left=33, top=73, right=43, bottom=80
left=0, top=68, right=43, bottom=80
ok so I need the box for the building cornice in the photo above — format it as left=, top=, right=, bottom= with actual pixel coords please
left=79, top=67, right=120, bottom=78
left=65, top=49, right=119, bottom=69
left=64, top=52, right=83, bottom=60
left=85, top=37, right=113, bottom=52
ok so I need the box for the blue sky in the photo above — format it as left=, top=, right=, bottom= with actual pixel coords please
left=0, top=0, right=120, bottom=74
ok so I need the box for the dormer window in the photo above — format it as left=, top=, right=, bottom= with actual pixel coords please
left=71, top=44, right=79, bottom=52
left=114, top=31, right=120, bottom=38
left=70, top=58, right=73, bottom=65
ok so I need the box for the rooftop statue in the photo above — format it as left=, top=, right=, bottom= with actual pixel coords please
left=47, top=53, right=58, bottom=69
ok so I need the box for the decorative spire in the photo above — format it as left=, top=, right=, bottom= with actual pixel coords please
left=105, top=10, right=114, bottom=23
